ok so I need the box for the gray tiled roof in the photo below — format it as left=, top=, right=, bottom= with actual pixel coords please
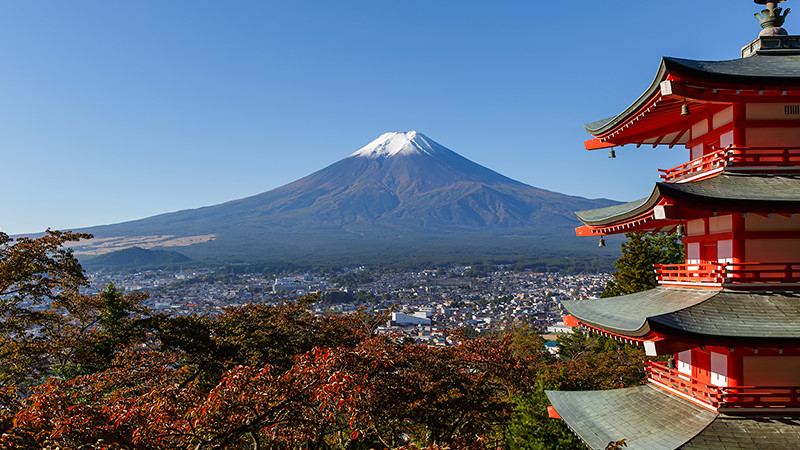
left=561, top=288, right=716, bottom=336
left=546, top=384, right=717, bottom=450
left=680, top=415, right=800, bottom=449
left=563, top=288, right=800, bottom=341
left=664, top=54, right=800, bottom=81
left=575, top=197, right=652, bottom=225
left=585, top=54, right=800, bottom=135
left=658, top=173, right=800, bottom=205
left=650, top=290, right=800, bottom=341
left=574, top=173, right=800, bottom=227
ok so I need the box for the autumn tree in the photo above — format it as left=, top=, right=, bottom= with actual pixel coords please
left=0, top=229, right=91, bottom=388
left=2, top=229, right=658, bottom=449
left=505, top=329, right=647, bottom=448
left=53, top=283, right=151, bottom=376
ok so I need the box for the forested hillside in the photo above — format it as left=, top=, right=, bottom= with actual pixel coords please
left=0, top=231, right=645, bottom=449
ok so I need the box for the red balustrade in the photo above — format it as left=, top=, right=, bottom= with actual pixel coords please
left=658, top=146, right=800, bottom=182
left=655, top=262, right=800, bottom=287
left=722, top=386, right=800, bottom=408
left=647, top=361, right=800, bottom=410
left=727, top=146, right=800, bottom=167
left=654, top=263, right=726, bottom=285
left=724, top=262, right=800, bottom=284
left=658, top=149, right=728, bottom=182
left=647, top=361, right=724, bottom=407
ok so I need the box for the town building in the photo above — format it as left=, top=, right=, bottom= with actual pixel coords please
left=547, top=2, right=800, bottom=448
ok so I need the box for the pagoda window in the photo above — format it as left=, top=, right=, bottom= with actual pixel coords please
left=686, top=219, right=705, bottom=264
left=746, top=127, right=800, bottom=146
left=690, top=143, right=704, bottom=160
left=709, top=215, right=732, bottom=234
left=746, top=103, right=800, bottom=120
left=745, top=214, right=800, bottom=232
left=712, top=107, right=734, bottom=130
left=746, top=239, right=800, bottom=262
left=677, top=349, right=692, bottom=380
left=686, top=219, right=706, bottom=236
left=719, top=130, right=734, bottom=148
left=743, top=356, right=800, bottom=386
left=710, top=351, right=728, bottom=387
left=717, top=240, right=733, bottom=264
left=691, top=119, right=710, bottom=140
left=687, top=242, right=701, bottom=264
left=742, top=214, right=800, bottom=262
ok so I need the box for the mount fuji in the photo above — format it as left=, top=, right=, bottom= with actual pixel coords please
left=74, top=132, right=618, bottom=267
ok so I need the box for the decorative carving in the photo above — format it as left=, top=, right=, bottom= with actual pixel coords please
left=754, top=0, right=791, bottom=34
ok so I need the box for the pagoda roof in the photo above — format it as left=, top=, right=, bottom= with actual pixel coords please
left=576, top=196, right=654, bottom=226
left=575, top=197, right=651, bottom=226
left=659, top=172, right=800, bottom=205
left=584, top=51, right=800, bottom=149
left=561, top=288, right=715, bottom=337
left=681, top=415, right=800, bottom=449
left=664, top=54, right=800, bottom=83
left=547, top=384, right=800, bottom=449
left=575, top=173, right=800, bottom=228
left=546, top=384, right=716, bottom=450
left=562, top=287, right=800, bottom=342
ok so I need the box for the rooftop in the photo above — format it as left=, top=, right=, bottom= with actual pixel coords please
left=562, top=287, right=800, bottom=343
left=547, top=384, right=800, bottom=449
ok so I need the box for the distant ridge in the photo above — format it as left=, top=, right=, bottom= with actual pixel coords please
left=82, top=247, right=190, bottom=270
left=72, top=132, right=619, bottom=268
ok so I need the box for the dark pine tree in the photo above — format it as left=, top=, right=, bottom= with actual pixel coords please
left=601, top=232, right=684, bottom=298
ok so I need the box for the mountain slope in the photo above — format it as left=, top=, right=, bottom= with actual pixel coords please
left=74, top=132, right=618, bottom=264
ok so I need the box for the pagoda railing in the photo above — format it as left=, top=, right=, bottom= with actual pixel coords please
left=647, top=361, right=800, bottom=410
left=659, top=149, right=728, bottom=182
left=727, top=146, right=800, bottom=167
left=659, top=146, right=800, bottom=182
left=654, top=262, right=800, bottom=287
left=724, top=262, right=800, bottom=284
left=647, top=361, right=724, bottom=407
left=654, top=263, right=726, bottom=285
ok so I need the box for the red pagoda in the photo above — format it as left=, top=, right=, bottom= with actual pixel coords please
left=546, top=1, right=800, bottom=448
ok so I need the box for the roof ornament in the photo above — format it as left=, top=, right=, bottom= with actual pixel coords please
left=755, top=0, right=791, bottom=36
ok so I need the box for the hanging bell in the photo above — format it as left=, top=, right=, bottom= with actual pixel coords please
left=681, top=101, right=691, bottom=116
left=609, top=148, right=616, bottom=158
left=676, top=223, right=684, bottom=237
left=598, top=236, right=606, bottom=247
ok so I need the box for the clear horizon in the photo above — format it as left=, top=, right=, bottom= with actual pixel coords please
left=1, top=1, right=765, bottom=235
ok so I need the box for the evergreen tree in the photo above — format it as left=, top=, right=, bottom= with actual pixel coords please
left=601, top=232, right=684, bottom=298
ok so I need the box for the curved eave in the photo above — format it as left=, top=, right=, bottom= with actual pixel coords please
left=656, top=173, right=800, bottom=208
left=584, top=54, right=800, bottom=150
left=663, top=54, right=800, bottom=85
left=584, top=58, right=669, bottom=136
left=576, top=189, right=660, bottom=227
left=576, top=173, right=800, bottom=230
left=648, top=289, right=800, bottom=343
left=546, top=384, right=717, bottom=450
left=560, top=288, right=716, bottom=338
left=563, top=288, right=800, bottom=342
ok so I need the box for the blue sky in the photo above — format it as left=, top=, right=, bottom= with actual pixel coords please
left=1, top=1, right=767, bottom=235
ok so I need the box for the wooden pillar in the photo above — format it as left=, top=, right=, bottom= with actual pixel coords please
left=733, top=103, right=746, bottom=147
left=732, top=213, right=746, bottom=264
left=727, top=348, right=742, bottom=387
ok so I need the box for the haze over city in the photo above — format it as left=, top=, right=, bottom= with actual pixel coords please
left=1, top=0, right=760, bottom=235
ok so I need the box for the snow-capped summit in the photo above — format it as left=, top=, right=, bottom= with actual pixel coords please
left=73, top=130, right=619, bottom=267
left=351, top=131, right=445, bottom=158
